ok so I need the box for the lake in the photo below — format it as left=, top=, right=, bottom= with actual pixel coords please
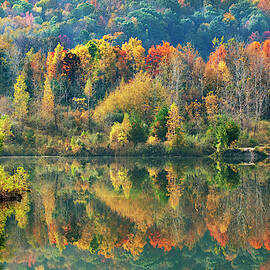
left=0, top=157, right=269, bottom=269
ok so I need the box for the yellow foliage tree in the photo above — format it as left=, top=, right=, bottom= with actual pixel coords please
left=94, top=72, right=167, bottom=122
left=166, top=103, right=185, bottom=149
left=122, top=37, right=145, bottom=71
left=222, top=13, right=235, bottom=23
left=204, top=91, right=219, bottom=121
left=84, top=78, right=93, bottom=112
left=109, top=164, right=132, bottom=198
left=47, top=43, right=65, bottom=80
left=71, top=44, right=92, bottom=80
left=204, top=45, right=230, bottom=91
left=0, top=115, right=12, bottom=141
left=217, top=60, right=230, bottom=82
left=13, top=74, right=29, bottom=121
left=121, top=232, right=146, bottom=258
left=109, top=113, right=131, bottom=151
left=0, top=37, right=10, bottom=50
left=41, top=76, right=54, bottom=121
left=94, top=35, right=117, bottom=82
left=0, top=166, right=29, bottom=193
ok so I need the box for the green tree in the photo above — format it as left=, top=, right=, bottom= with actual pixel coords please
left=151, top=106, right=169, bottom=141
left=210, top=116, right=240, bottom=152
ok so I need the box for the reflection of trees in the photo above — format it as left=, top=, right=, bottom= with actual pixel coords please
left=0, top=192, right=30, bottom=234
left=165, top=164, right=184, bottom=210
left=110, top=164, right=132, bottom=198
left=0, top=158, right=270, bottom=269
left=93, top=183, right=156, bottom=232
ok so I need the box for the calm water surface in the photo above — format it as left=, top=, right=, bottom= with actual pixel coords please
left=0, top=157, right=269, bottom=269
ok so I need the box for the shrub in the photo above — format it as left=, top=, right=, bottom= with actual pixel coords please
left=109, top=113, right=131, bottom=151
left=23, top=129, right=36, bottom=146
left=208, top=115, right=240, bottom=152
left=150, top=106, right=168, bottom=141
left=165, top=128, right=186, bottom=151
left=133, top=143, right=166, bottom=156
left=128, top=114, right=149, bottom=145
left=184, top=133, right=214, bottom=155
left=80, top=131, right=106, bottom=148
left=70, top=136, right=82, bottom=154
left=104, top=112, right=124, bottom=126
left=0, top=166, right=29, bottom=193
left=225, top=119, right=240, bottom=146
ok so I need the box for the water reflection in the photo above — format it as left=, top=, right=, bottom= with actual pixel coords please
left=0, top=157, right=269, bottom=269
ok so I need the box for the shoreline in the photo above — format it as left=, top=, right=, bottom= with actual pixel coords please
left=0, top=147, right=268, bottom=164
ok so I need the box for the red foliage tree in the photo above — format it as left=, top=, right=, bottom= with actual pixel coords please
left=113, top=46, right=131, bottom=80
left=145, top=41, right=176, bottom=76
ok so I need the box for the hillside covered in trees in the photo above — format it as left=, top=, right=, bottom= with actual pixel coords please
left=0, top=0, right=269, bottom=156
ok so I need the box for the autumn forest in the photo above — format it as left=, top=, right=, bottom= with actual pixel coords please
left=0, top=0, right=270, bottom=269
left=0, top=0, right=269, bottom=156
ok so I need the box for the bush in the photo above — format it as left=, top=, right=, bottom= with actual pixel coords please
left=151, top=106, right=168, bottom=141
left=237, top=130, right=249, bottom=147
left=133, top=143, right=166, bottom=156
left=165, top=128, right=186, bottom=151
left=80, top=131, right=106, bottom=148
left=23, top=129, right=36, bottom=146
left=128, top=114, right=149, bottom=145
left=104, top=112, right=124, bottom=126
left=109, top=113, right=131, bottom=151
left=0, top=166, right=29, bottom=193
left=225, top=119, right=240, bottom=146
left=184, top=133, right=214, bottom=155
left=248, top=138, right=258, bottom=147
left=208, top=116, right=240, bottom=152
left=70, top=136, right=82, bottom=154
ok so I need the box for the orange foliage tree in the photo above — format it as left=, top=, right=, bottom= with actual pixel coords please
left=204, top=44, right=230, bottom=91
left=257, top=0, right=270, bottom=14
